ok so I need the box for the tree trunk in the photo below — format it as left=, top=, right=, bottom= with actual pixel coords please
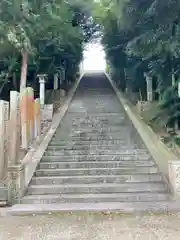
left=20, top=51, right=28, bottom=92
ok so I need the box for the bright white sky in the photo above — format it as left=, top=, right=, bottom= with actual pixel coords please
left=83, top=42, right=106, bottom=71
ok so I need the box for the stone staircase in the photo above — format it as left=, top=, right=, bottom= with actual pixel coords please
left=21, top=73, right=170, bottom=209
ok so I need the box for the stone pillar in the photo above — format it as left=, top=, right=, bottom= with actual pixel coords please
left=59, top=69, right=63, bottom=86
left=145, top=73, right=153, bottom=102
left=178, top=82, right=180, bottom=97
left=0, top=100, right=9, bottom=179
left=172, top=73, right=175, bottom=86
left=54, top=73, right=58, bottom=90
left=20, top=88, right=28, bottom=149
left=38, top=74, right=47, bottom=106
left=62, top=69, right=65, bottom=82
left=9, top=91, right=20, bottom=166
left=8, top=92, right=25, bottom=204
left=169, top=161, right=180, bottom=196
left=34, top=98, right=41, bottom=139
left=27, top=87, right=34, bottom=144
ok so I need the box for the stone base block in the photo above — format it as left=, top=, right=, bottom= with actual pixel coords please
left=168, top=161, right=180, bottom=196
left=7, top=165, right=25, bottom=205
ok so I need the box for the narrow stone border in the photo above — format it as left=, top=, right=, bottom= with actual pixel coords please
left=105, top=72, right=179, bottom=194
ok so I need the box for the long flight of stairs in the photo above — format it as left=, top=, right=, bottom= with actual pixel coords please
left=21, top=73, right=170, bottom=209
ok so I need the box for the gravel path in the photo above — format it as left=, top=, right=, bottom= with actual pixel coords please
left=0, top=213, right=180, bottom=239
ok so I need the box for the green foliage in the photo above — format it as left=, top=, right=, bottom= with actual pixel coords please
left=152, top=83, right=180, bottom=128
left=0, top=0, right=96, bottom=97
left=94, top=0, right=180, bottom=128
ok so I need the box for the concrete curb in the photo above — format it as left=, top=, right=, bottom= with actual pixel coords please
left=105, top=72, right=178, bottom=193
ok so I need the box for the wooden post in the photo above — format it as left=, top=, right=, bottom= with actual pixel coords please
left=0, top=100, right=9, bottom=179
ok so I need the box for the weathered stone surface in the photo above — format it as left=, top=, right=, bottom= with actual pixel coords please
left=21, top=192, right=170, bottom=204
left=41, top=154, right=152, bottom=161
left=27, top=182, right=166, bottom=195
left=44, top=149, right=149, bottom=157
left=35, top=166, right=159, bottom=177
left=31, top=174, right=163, bottom=185
left=39, top=161, right=155, bottom=169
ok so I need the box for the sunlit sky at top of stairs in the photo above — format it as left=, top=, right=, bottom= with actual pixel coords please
left=83, top=42, right=106, bottom=71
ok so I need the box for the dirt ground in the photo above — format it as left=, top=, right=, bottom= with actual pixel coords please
left=0, top=212, right=180, bottom=239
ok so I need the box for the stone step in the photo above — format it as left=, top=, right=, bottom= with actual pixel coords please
left=63, top=122, right=130, bottom=128
left=35, top=166, right=159, bottom=177
left=31, top=174, right=163, bottom=185
left=63, top=112, right=125, bottom=117
left=49, top=139, right=133, bottom=147
left=11, top=200, right=180, bottom=216
left=54, top=129, right=134, bottom=136
left=21, top=192, right=170, bottom=204
left=47, top=145, right=140, bottom=151
left=39, top=161, right=155, bottom=170
left=56, top=126, right=132, bottom=131
left=44, top=149, right=149, bottom=156
left=41, top=155, right=152, bottom=162
left=49, top=140, right=138, bottom=146
left=62, top=120, right=129, bottom=125
left=27, top=182, right=167, bottom=195
left=63, top=115, right=128, bottom=120
left=62, top=117, right=127, bottom=122
left=67, top=110, right=124, bottom=113
left=61, top=125, right=131, bottom=130
left=51, top=136, right=140, bottom=141
left=55, top=129, right=133, bottom=135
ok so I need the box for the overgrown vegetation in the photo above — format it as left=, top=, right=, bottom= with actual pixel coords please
left=93, top=0, right=180, bottom=131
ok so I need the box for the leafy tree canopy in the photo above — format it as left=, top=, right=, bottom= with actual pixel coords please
left=0, top=0, right=97, bottom=97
